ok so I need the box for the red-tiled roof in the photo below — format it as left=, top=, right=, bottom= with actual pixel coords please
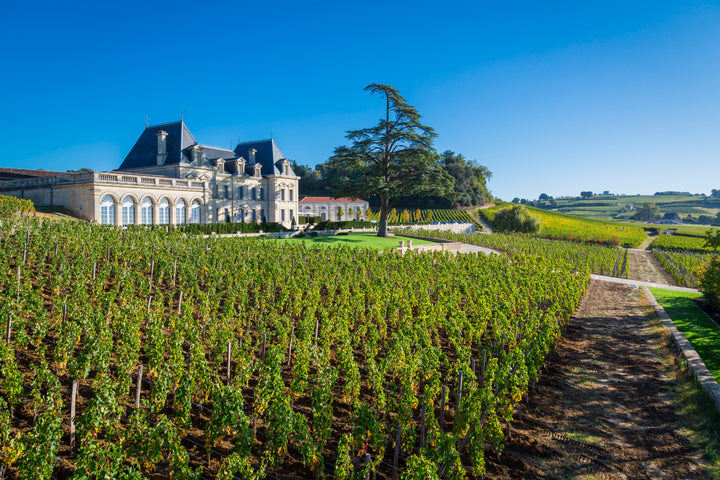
left=0, top=168, right=65, bottom=180
left=300, top=196, right=367, bottom=203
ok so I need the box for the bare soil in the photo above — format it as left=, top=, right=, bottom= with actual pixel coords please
left=628, top=249, right=677, bottom=285
left=485, top=280, right=712, bottom=480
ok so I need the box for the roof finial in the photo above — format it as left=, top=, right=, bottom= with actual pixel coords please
left=181, top=109, right=184, bottom=122
left=145, top=115, right=149, bottom=128
left=270, top=129, right=274, bottom=140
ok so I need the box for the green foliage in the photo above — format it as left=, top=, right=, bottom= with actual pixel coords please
left=691, top=214, right=720, bottom=311
left=326, top=84, right=453, bottom=236
left=481, top=203, right=646, bottom=247
left=633, top=202, right=661, bottom=221
left=0, top=216, right=589, bottom=478
left=653, top=234, right=716, bottom=253
left=314, top=220, right=374, bottom=230
left=0, top=195, right=34, bottom=218
left=653, top=250, right=713, bottom=288
left=492, top=205, right=541, bottom=233
left=699, top=257, right=720, bottom=312
left=402, top=228, right=632, bottom=278
left=440, top=150, right=492, bottom=207
left=705, top=230, right=720, bottom=252
left=401, top=454, right=440, bottom=480
left=176, top=220, right=287, bottom=235
left=366, top=208, right=477, bottom=225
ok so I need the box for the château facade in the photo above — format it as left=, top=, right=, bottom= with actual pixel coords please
left=0, top=120, right=300, bottom=228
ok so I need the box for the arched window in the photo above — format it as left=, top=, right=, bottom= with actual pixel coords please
left=140, top=196, right=153, bottom=225
left=100, top=195, right=115, bottom=225
left=158, top=198, right=170, bottom=224
left=190, top=200, right=201, bottom=224
left=175, top=199, right=187, bottom=225
left=121, top=196, right=135, bottom=226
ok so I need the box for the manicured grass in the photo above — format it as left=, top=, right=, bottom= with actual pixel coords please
left=649, top=287, right=720, bottom=382
left=280, top=234, right=436, bottom=250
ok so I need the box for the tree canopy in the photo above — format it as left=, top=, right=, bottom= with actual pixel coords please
left=633, top=202, right=661, bottom=221
left=325, top=84, right=453, bottom=236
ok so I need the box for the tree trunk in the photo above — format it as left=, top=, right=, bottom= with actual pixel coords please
left=377, top=196, right=390, bottom=237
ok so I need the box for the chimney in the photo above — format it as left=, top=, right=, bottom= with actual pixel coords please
left=156, top=130, right=168, bottom=165
left=248, top=148, right=257, bottom=164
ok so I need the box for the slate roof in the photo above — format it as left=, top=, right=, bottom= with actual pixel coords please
left=234, top=139, right=296, bottom=177
left=119, top=121, right=296, bottom=177
left=0, top=168, right=66, bottom=181
left=119, top=121, right=198, bottom=169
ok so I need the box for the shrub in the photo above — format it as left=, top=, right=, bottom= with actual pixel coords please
left=698, top=258, right=720, bottom=312
left=492, top=205, right=541, bottom=234
left=699, top=230, right=720, bottom=312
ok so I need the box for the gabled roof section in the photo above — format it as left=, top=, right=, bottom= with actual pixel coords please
left=119, top=120, right=199, bottom=169
left=234, top=138, right=296, bottom=177
left=0, top=168, right=66, bottom=181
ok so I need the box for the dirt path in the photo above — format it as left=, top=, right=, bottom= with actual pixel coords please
left=628, top=249, right=677, bottom=286
left=485, top=280, right=711, bottom=479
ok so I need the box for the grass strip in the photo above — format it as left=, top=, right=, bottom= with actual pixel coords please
left=279, top=233, right=436, bottom=250
left=648, top=287, right=720, bottom=383
left=644, top=293, right=720, bottom=478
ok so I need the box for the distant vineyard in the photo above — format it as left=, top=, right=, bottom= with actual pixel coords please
left=0, top=216, right=587, bottom=479
left=400, top=229, right=630, bottom=278
left=652, top=234, right=714, bottom=253
left=480, top=204, right=646, bottom=247
left=652, top=250, right=715, bottom=288
left=666, top=225, right=720, bottom=238
left=367, top=208, right=477, bottom=225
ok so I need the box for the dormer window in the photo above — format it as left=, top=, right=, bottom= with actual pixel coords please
left=254, top=164, right=262, bottom=177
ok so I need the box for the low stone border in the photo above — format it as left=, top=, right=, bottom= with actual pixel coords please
left=642, top=287, right=720, bottom=413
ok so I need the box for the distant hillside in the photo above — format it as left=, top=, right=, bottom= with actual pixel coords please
left=531, top=193, right=720, bottom=223
left=480, top=203, right=646, bottom=247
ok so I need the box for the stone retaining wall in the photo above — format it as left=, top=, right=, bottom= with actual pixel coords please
left=642, top=287, right=720, bottom=413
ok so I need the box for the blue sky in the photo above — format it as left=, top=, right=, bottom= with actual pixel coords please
left=1, top=1, right=719, bottom=201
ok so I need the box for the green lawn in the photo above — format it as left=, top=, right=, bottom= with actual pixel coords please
left=649, top=287, right=720, bottom=382
left=279, top=233, right=436, bottom=250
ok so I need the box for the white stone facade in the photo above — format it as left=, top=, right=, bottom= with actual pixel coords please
left=0, top=121, right=300, bottom=228
left=299, top=196, right=369, bottom=221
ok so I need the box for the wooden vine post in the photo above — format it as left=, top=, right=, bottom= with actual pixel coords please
left=70, top=380, right=79, bottom=451
left=439, top=385, right=446, bottom=431
left=392, top=424, right=402, bottom=480
left=177, top=291, right=183, bottom=316
left=419, top=401, right=426, bottom=448
left=287, top=324, right=294, bottom=366
left=135, top=365, right=143, bottom=408
left=226, top=341, right=232, bottom=386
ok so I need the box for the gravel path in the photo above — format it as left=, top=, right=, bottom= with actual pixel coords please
left=486, top=280, right=712, bottom=479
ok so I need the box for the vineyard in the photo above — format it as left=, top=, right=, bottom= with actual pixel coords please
left=366, top=209, right=477, bottom=225
left=479, top=204, right=646, bottom=247
left=652, top=250, right=709, bottom=288
left=0, top=216, right=589, bottom=479
left=651, top=234, right=715, bottom=253
left=400, top=229, right=631, bottom=279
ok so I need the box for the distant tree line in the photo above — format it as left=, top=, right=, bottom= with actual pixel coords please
left=293, top=150, right=492, bottom=209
